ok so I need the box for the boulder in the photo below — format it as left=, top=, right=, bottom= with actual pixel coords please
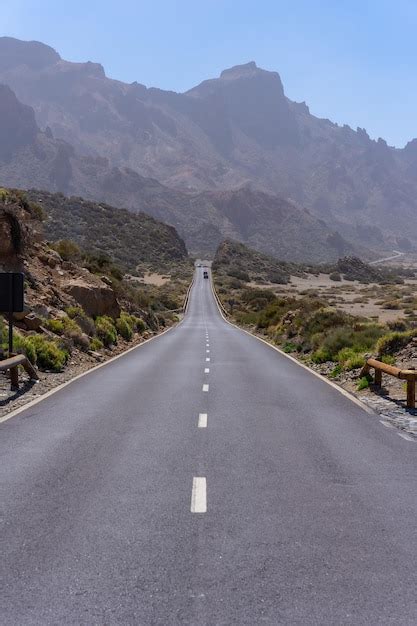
left=23, top=312, right=43, bottom=331
left=64, top=278, right=120, bottom=318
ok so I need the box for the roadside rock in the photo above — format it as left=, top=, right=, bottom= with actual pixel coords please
left=23, top=312, right=43, bottom=331
left=64, top=277, right=121, bottom=318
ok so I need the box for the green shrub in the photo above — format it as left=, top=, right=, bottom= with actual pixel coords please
left=65, top=306, right=83, bottom=319
left=45, top=316, right=89, bottom=350
left=95, top=316, right=117, bottom=347
left=314, top=323, right=383, bottom=361
left=25, top=335, right=69, bottom=371
left=282, top=341, right=298, bottom=353
left=0, top=316, right=8, bottom=344
left=13, top=334, right=37, bottom=364
left=329, top=272, right=342, bottom=281
left=304, top=308, right=351, bottom=338
left=381, top=354, right=396, bottom=365
left=90, top=337, right=104, bottom=351
left=311, top=348, right=331, bottom=363
left=336, top=347, right=365, bottom=370
left=45, top=319, right=64, bottom=334
left=329, top=364, right=342, bottom=378
left=66, top=308, right=96, bottom=336
left=133, top=317, right=146, bottom=333
left=376, top=331, right=412, bottom=356
left=52, top=239, right=81, bottom=262
left=116, top=316, right=133, bottom=341
left=357, top=377, right=370, bottom=390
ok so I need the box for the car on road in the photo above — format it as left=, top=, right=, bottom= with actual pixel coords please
left=203, top=271, right=209, bottom=279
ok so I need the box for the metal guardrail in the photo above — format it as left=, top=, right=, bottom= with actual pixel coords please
left=182, top=276, right=194, bottom=314
left=360, top=357, right=417, bottom=408
left=0, top=354, right=39, bottom=390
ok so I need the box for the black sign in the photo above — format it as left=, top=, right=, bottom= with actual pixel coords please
left=0, top=273, right=24, bottom=313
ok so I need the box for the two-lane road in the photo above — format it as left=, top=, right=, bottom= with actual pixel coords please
left=1, top=269, right=417, bottom=624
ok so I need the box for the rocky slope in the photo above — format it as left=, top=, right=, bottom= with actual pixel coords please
left=0, top=189, right=192, bottom=372
left=1, top=37, right=417, bottom=251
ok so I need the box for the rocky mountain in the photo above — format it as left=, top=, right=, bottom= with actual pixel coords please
left=0, top=83, right=353, bottom=262
left=1, top=37, right=417, bottom=253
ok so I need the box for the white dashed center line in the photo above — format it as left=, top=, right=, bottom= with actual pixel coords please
left=206, top=357, right=210, bottom=362
left=191, top=477, right=207, bottom=513
left=206, top=350, right=210, bottom=353
left=202, top=384, right=209, bottom=392
left=198, top=413, right=207, bottom=428
left=204, top=368, right=210, bottom=373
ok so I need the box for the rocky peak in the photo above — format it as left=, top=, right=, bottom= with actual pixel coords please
left=220, top=61, right=260, bottom=79
left=0, top=37, right=60, bottom=71
left=219, top=61, right=283, bottom=88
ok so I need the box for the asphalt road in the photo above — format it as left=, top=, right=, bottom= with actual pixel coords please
left=1, top=269, right=417, bottom=625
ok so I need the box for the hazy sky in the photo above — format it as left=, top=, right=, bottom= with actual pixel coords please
left=2, top=0, right=416, bottom=147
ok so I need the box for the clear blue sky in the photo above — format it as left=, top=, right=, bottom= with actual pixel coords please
left=2, top=0, right=416, bottom=147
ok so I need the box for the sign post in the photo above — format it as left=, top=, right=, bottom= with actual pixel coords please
left=0, top=273, right=25, bottom=357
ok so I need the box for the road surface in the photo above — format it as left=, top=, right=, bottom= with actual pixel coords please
left=1, top=269, right=417, bottom=625
left=369, top=250, right=404, bottom=265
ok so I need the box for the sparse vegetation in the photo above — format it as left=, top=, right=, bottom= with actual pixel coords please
left=95, top=316, right=118, bottom=347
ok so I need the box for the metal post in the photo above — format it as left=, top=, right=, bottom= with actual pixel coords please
left=8, top=272, right=13, bottom=356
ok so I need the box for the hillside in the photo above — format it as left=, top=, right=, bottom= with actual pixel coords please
left=1, top=38, right=417, bottom=252
left=26, top=190, right=188, bottom=272
left=0, top=188, right=192, bottom=376
left=213, top=239, right=302, bottom=284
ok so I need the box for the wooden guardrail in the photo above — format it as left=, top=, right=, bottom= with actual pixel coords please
left=360, top=358, right=417, bottom=408
left=0, top=354, right=39, bottom=390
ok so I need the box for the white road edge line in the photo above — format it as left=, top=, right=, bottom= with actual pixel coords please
left=202, top=384, right=209, bottom=392
left=191, top=477, right=207, bottom=513
left=397, top=432, right=415, bottom=442
left=210, top=277, right=374, bottom=415
left=198, top=413, right=208, bottom=428
left=204, top=368, right=210, bottom=373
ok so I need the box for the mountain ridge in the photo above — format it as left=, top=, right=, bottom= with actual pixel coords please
left=0, top=83, right=357, bottom=263
left=1, top=36, right=417, bottom=256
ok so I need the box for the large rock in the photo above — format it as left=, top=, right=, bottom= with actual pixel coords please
left=64, top=278, right=120, bottom=318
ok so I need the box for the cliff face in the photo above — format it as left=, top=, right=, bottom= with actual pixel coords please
left=0, top=188, right=42, bottom=270
left=0, top=85, right=37, bottom=160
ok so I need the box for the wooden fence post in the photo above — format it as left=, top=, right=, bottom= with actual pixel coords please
left=407, top=379, right=416, bottom=409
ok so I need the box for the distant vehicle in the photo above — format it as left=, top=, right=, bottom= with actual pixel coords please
left=203, top=271, right=209, bottom=279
